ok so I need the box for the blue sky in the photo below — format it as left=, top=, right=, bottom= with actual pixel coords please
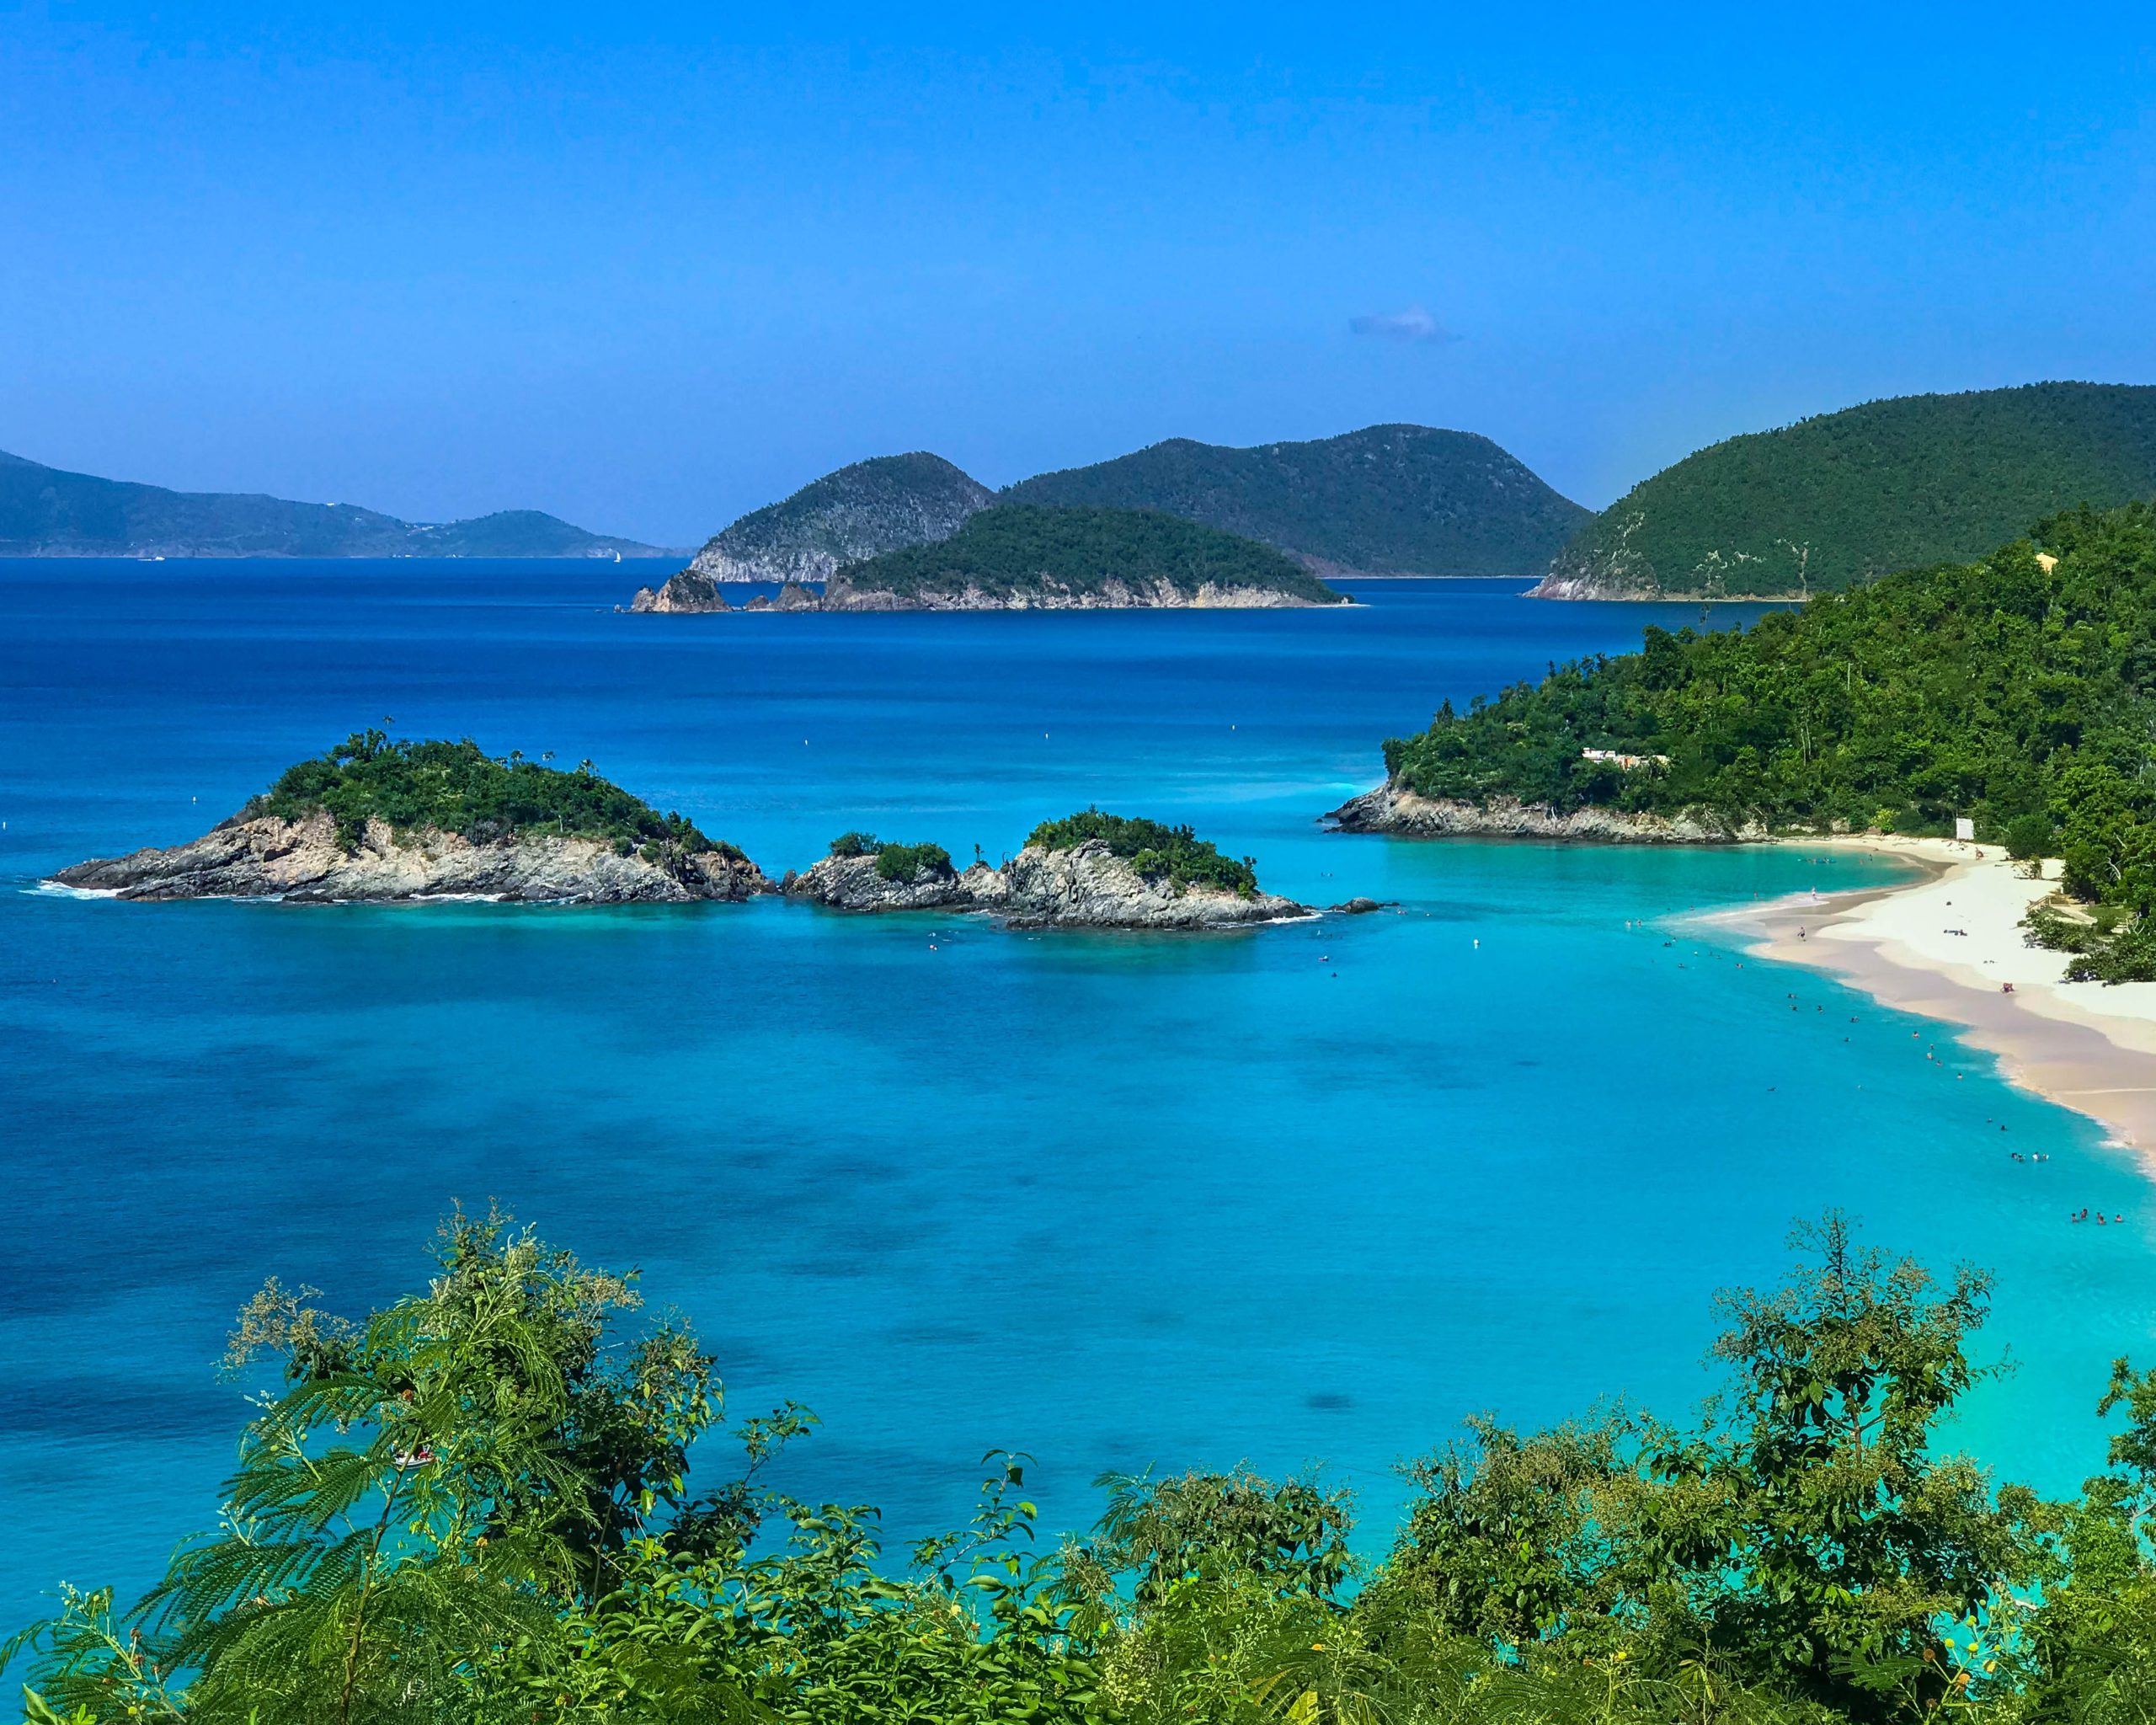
left=4, top=2, right=2153, bottom=545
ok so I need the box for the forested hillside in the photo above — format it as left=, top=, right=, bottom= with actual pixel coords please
left=1003, top=424, right=1588, bottom=575
left=1534, top=383, right=2156, bottom=598
left=1384, top=504, right=2156, bottom=965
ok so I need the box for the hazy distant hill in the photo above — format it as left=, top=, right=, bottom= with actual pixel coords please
left=1534, top=382, right=2156, bottom=599
left=1000, top=425, right=1589, bottom=576
left=0, top=449, right=668, bottom=558
left=687, top=452, right=994, bottom=584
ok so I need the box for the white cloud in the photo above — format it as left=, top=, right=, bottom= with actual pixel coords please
left=1348, top=306, right=1458, bottom=344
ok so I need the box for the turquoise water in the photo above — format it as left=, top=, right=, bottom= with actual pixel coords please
left=3, top=562, right=2152, bottom=1626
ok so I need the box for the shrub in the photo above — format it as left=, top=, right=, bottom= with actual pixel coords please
left=1027, top=809, right=1260, bottom=897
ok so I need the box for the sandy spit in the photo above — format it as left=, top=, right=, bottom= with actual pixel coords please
left=1702, top=836, right=2156, bottom=1155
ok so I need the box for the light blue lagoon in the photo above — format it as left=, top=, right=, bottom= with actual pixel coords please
left=2, top=563, right=2150, bottom=1625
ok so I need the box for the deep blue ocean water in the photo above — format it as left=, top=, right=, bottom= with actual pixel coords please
left=3, top=560, right=2153, bottom=1626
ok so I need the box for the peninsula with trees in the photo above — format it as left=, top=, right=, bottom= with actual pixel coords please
left=1336, top=501, right=2156, bottom=975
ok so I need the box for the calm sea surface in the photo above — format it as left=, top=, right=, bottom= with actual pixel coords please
left=3, top=561, right=2150, bottom=1623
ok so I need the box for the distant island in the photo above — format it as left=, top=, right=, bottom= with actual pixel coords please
left=1532, top=382, right=2156, bottom=600
left=0, top=449, right=671, bottom=558
left=630, top=422, right=1585, bottom=611
left=634, top=505, right=1348, bottom=612
left=674, top=451, right=993, bottom=589
left=51, top=733, right=767, bottom=902
left=787, top=810, right=1311, bottom=927
left=1003, top=424, right=1589, bottom=577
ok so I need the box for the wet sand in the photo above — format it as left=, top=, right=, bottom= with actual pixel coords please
left=1705, top=836, right=2156, bottom=1154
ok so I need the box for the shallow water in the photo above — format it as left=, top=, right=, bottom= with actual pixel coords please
left=2, top=562, right=2150, bottom=1624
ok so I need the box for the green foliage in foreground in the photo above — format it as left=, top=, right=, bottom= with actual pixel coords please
left=832, top=504, right=1346, bottom=603
left=1028, top=809, right=1261, bottom=897
left=255, top=733, right=731, bottom=859
left=825, top=832, right=955, bottom=881
left=1545, top=382, right=2156, bottom=596
left=15, top=1210, right=2156, bottom=1725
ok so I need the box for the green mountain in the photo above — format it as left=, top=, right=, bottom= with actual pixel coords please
left=687, top=451, right=993, bottom=584
left=0, top=449, right=666, bottom=558
left=1534, top=382, right=2156, bottom=599
left=1001, top=424, right=1588, bottom=576
left=822, top=504, right=1347, bottom=608
left=1374, top=502, right=2156, bottom=971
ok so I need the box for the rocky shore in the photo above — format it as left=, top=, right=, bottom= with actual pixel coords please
left=815, top=574, right=1337, bottom=611
left=627, top=574, right=825, bottom=614
left=51, top=809, right=771, bottom=904
left=786, top=838, right=1309, bottom=928
left=1325, top=780, right=1769, bottom=843
left=630, top=574, right=1337, bottom=613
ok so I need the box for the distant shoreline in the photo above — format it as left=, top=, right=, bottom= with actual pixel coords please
left=1701, top=836, right=2156, bottom=1159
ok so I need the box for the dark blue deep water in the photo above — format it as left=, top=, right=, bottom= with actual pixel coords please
left=3, top=561, right=2151, bottom=1626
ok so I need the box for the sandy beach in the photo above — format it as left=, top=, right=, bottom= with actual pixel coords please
left=1710, top=836, right=2156, bottom=1153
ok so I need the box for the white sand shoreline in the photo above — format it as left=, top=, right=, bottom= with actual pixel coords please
left=1702, top=836, right=2156, bottom=1156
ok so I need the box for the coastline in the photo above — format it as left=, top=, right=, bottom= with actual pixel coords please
left=1705, top=836, right=2156, bottom=1154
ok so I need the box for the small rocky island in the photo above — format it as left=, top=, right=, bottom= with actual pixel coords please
left=632, top=505, right=1348, bottom=614
left=784, top=813, right=1310, bottom=928
left=51, top=733, right=770, bottom=903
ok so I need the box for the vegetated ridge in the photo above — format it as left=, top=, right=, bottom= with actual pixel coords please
left=0, top=449, right=668, bottom=558
left=51, top=732, right=765, bottom=903
left=1340, top=503, right=2156, bottom=977
left=13, top=1205, right=2156, bottom=1722
left=1534, top=382, right=2156, bottom=599
left=817, top=505, right=1348, bottom=609
left=1003, top=423, right=1589, bottom=576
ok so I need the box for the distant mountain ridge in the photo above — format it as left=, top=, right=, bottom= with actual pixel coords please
left=0, top=449, right=669, bottom=558
left=686, top=451, right=993, bottom=585
left=1001, top=425, right=1590, bottom=576
left=1533, top=382, right=2156, bottom=599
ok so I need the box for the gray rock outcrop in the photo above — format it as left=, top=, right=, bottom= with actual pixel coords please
left=788, top=838, right=1308, bottom=928
left=1326, top=781, right=1768, bottom=843
left=629, top=570, right=729, bottom=613
left=786, top=851, right=1006, bottom=914
left=814, top=574, right=1334, bottom=611
left=51, top=809, right=771, bottom=904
